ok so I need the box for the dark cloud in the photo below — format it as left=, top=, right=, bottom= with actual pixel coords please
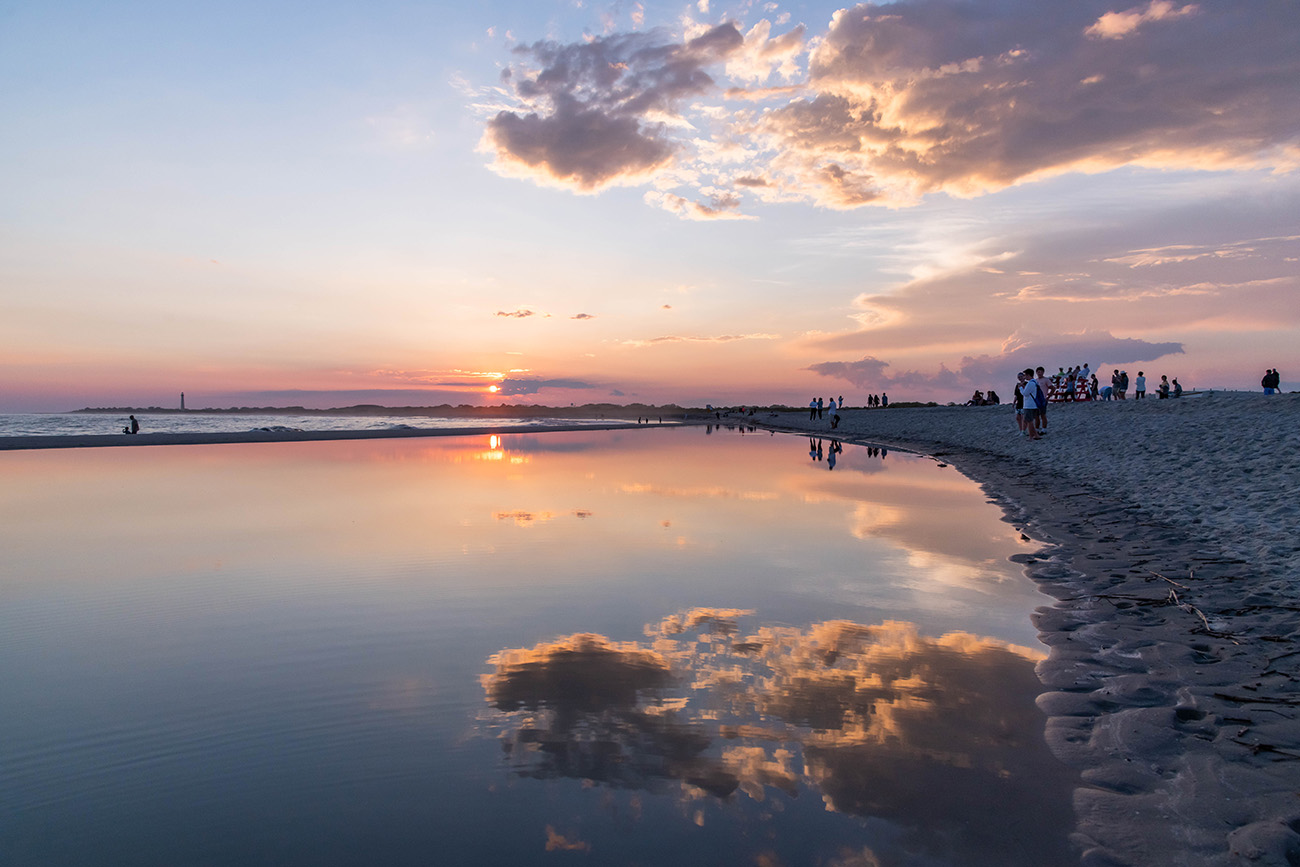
left=495, top=377, right=600, bottom=395
left=810, top=330, right=1184, bottom=392
left=570, top=312, right=595, bottom=319
left=483, top=24, right=745, bottom=191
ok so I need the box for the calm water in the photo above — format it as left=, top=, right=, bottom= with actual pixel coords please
left=0, top=427, right=1077, bottom=866
left=0, top=412, right=628, bottom=438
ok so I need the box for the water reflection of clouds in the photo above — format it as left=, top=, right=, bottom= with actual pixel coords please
left=483, top=610, right=1073, bottom=866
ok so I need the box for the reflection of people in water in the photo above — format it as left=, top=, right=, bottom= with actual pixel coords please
left=482, top=611, right=1077, bottom=867
left=827, top=439, right=842, bottom=470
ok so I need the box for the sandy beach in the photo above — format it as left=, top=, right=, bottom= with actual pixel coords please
left=7, top=395, right=1298, bottom=864
left=759, top=392, right=1300, bottom=866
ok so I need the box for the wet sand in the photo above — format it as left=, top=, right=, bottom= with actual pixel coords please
left=758, top=392, right=1300, bottom=866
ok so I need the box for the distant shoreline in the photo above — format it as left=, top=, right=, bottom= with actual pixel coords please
left=65, top=403, right=701, bottom=419
left=0, top=420, right=690, bottom=451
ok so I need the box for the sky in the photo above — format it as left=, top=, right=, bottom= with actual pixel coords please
left=2, top=0, right=1297, bottom=411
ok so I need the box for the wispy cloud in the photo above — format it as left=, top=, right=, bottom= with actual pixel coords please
left=496, top=308, right=538, bottom=318
left=622, top=332, right=779, bottom=347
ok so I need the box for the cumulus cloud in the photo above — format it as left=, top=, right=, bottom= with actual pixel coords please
left=1086, top=0, right=1199, bottom=40
left=481, top=24, right=745, bottom=191
left=755, top=0, right=1300, bottom=205
left=479, top=2, right=1300, bottom=212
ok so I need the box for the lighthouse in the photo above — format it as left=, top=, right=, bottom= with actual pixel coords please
left=181, top=392, right=186, bottom=411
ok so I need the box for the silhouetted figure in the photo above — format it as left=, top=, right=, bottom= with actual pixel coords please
left=881, top=392, right=888, bottom=408
left=123, top=414, right=139, bottom=435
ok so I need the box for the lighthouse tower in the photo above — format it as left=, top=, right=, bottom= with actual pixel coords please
left=181, top=392, right=186, bottom=411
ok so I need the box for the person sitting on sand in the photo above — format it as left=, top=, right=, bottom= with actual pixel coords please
left=987, top=389, right=1000, bottom=404
left=1158, top=375, right=1170, bottom=398
left=1173, top=378, right=1183, bottom=397
left=968, top=390, right=985, bottom=406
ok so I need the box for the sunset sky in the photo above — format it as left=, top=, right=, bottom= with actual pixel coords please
left=3, top=0, right=1297, bottom=411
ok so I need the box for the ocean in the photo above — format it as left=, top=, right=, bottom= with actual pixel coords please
left=0, top=412, right=625, bottom=438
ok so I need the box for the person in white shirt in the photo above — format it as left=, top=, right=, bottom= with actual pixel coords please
left=1017, top=370, right=1042, bottom=439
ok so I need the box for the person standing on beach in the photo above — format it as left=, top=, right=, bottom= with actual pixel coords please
left=809, top=399, right=817, bottom=421
left=1135, top=372, right=1146, bottom=400
left=124, top=414, right=139, bottom=435
left=1014, top=372, right=1027, bottom=434
left=1035, top=367, right=1051, bottom=431
left=881, top=393, right=888, bottom=408
left=1017, top=371, right=1042, bottom=439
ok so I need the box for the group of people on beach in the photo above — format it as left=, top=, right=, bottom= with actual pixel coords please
left=965, top=389, right=1001, bottom=406
left=1098, top=370, right=1181, bottom=400
left=808, top=396, right=844, bottom=420
left=1015, top=361, right=1195, bottom=439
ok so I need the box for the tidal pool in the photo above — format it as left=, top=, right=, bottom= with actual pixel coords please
left=0, top=426, right=1077, bottom=866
